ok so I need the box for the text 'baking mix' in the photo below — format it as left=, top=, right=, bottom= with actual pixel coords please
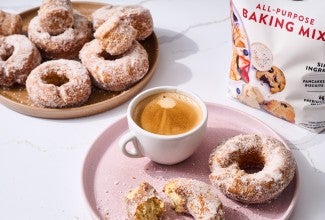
left=228, top=0, right=325, bottom=133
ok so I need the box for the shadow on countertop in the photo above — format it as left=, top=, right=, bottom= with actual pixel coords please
left=145, top=28, right=199, bottom=87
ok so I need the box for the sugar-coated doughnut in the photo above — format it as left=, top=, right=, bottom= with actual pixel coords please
left=28, top=13, right=92, bottom=60
left=91, top=4, right=115, bottom=30
left=0, top=35, right=41, bottom=86
left=0, top=10, right=22, bottom=36
left=120, top=5, right=154, bottom=40
left=26, top=59, right=91, bottom=108
left=209, top=134, right=296, bottom=204
left=79, top=39, right=149, bottom=91
left=92, top=5, right=153, bottom=40
left=125, top=182, right=165, bottom=220
left=38, top=0, right=74, bottom=35
left=163, top=178, right=225, bottom=220
left=94, top=15, right=137, bottom=55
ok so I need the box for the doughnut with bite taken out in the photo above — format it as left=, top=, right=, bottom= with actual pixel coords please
left=163, top=178, right=225, bottom=220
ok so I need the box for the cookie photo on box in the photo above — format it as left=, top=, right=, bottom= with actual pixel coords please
left=256, top=65, right=286, bottom=94
left=262, top=100, right=295, bottom=123
left=250, top=42, right=273, bottom=72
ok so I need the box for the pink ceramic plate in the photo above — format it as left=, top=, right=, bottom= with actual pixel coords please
left=82, top=102, right=299, bottom=220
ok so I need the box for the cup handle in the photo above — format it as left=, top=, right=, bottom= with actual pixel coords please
left=119, top=132, right=144, bottom=158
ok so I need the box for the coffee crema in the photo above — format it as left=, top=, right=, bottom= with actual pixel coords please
left=132, top=92, right=203, bottom=135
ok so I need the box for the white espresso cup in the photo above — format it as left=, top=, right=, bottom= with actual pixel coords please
left=119, top=86, right=208, bottom=165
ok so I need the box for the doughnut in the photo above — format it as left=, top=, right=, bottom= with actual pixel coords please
left=125, top=182, right=165, bottom=219
left=38, top=0, right=74, bottom=36
left=28, top=13, right=92, bottom=60
left=92, top=5, right=153, bottom=40
left=25, top=59, right=91, bottom=108
left=0, top=35, right=41, bottom=86
left=0, top=10, right=22, bottom=36
left=94, top=15, right=137, bottom=55
left=91, top=4, right=115, bottom=30
left=163, top=178, right=225, bottom=220
left=79, top=39, right=149, bottom=91
left=120, top=5, right=154, bottom=40
left=209, top=134, right=296, bottom=204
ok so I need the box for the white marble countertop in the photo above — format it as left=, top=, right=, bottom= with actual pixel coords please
left=0, top=0, right=324, bottom=219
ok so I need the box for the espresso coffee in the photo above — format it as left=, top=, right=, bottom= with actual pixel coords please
left=132, top=92, right=203, bottom=135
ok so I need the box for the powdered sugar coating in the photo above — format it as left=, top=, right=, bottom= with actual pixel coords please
left=28, top=13, right=92, bottom=60
left=94, top=15, right=137, bottom=56
left=92, top=5, right=153, bottom=40
left=26, top=59, right=91, bottom=108
left=209, top=134, right=296, bottom=204
left=79, top=39, right=149, bottom=91
left=38, top=0, right=74, bottom=35
left=163, top=178, right=225, bottom=220
left=91, top=4, right=115, bottom=30
left=0, top=35, right=41, bottom=86
left=120, top=5, right=153, bottom=40
left=0, top=10, right=22, bottom=36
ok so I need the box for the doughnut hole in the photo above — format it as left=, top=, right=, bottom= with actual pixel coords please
left=0, top=45, right=14, bottom=61
left=238, top=150, right=265, bottom=174
left=99, top=51, right=123, bottom=60
left=41, top=72, right=69, bottom=86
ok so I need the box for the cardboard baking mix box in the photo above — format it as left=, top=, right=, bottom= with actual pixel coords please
left=228, top=0, right=325, bottom=133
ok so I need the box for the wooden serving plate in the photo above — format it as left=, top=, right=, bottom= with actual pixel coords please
left=0, top=2, right=159, bottom=119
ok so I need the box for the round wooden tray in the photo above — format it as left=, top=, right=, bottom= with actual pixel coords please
left=0, top=2, right=159, bottom=119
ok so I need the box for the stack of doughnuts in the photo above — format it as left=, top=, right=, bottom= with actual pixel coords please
left=26, top=0, right=93, bottom=108
left=80, top=4, right=153, bottom=91
left=0, top=0, right=154, bottom=108
left=28, top=0, right=92, bottom=60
